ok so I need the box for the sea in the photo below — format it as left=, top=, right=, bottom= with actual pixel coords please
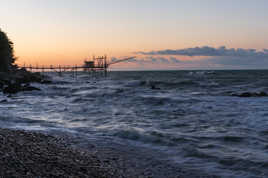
left=1, top=70, right=268, bottom=177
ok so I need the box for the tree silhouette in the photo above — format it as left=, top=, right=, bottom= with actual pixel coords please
left=0, top=29, right=16, bottom=72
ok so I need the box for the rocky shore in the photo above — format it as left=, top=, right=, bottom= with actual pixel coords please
left=0, top=68, right=51, bottom=94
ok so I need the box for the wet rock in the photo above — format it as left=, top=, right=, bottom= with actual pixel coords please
left=3, top=83, right=40, bottom=94
left=14, top=70, right=44, bottom=83
left=22, top=85, right=41, bottom=92
left=0, top=99, right=7, bottom=103
left=232, top=91, right=268, bottom=97
left=239, top=92, right=253, bottom=97
left=139, top=81, right=146, bottom=86
left=151, top=84, right=161, bottom=90
left=40, top=79, right=52, bottom=84
left=0, top=68, right=50, bottom=94
left=115, top=88, right=124, bottom=93
left=3, top=82, right=22, bottom=94
left=259, top=92, right=268, bottom=97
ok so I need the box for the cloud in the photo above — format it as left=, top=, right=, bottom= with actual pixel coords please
left=158, top=57, right=170, bottom=64
left=170, top=57, right=181, bottom=63
left=131, top=56, right=182, bottom=65
left=113, top=46, right=268, bottom=69
left=137, top=46, right=268, bottom=58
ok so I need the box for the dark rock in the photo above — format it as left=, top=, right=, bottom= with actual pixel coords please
left=258, top=92, right=268, bottom=97
left=232, top=91, right=268, bottom=97
left=0, top=99, right=7, bottom=103
left=3, top=82, right=40, bottom=94
left=3, top=82, right=22, bottom=94
left=239, top=92, right=253, bottom=97
left=0, top=68, right=51, bottom=94
left=22, top=85, right=41, bottom=92
left=115, top=89, right=124, bottom=93
left=40, top=80, right=52, bottom=84
left=139, top=81, right=146, bottom=86
left=151, top=84, right=161, bottom=90
left=14, top=70, right=43, bottom=83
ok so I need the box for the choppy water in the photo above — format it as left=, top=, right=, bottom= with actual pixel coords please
left=1, top=70, right=268, bottom=177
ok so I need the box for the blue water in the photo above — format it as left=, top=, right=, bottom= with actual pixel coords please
left=1, top=70, right=268, bottom=177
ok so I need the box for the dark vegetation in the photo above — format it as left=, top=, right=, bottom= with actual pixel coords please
left=0, top=29, right=50, bottom=94
left=0, top=29, right=16, bottom=72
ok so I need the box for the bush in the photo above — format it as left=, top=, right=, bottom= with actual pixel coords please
left=0, top=29, right=16, bottom=72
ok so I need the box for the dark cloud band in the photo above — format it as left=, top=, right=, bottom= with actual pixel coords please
left=138, top=46, right=268, bottom=58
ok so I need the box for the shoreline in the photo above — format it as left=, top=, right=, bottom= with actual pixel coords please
left=0, top=128, right=216, bottom=178
left=0, top=70, right=220, bottom=177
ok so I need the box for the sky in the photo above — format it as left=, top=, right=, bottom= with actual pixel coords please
left=1, top=0, right=268, bottom=70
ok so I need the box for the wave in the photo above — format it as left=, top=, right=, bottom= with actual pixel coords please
left=147, top=80, right=200, bottom=88
left=121, top=79, right=201, bottom=89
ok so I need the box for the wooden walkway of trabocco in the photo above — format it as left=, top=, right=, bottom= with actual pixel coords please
left=20, top=56, right=135, bottom=76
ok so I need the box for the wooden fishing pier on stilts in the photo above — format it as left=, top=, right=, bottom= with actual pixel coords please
left=20, top=56, right=135, bottom=77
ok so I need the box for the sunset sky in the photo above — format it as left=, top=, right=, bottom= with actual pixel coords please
left=1, top=0, right=268, bottom=70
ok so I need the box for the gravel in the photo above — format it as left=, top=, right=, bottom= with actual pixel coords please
left=0, top=128, right=118, bottom=178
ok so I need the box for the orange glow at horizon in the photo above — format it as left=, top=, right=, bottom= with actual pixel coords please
left=2, top=0, right=268, bottom=69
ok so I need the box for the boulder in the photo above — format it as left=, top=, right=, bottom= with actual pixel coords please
left=258, top=92, right=268, bottom=97
left=232, top=92, right=268, bottom=97
left=0, top=68, right=51, bottom=94
left=3, top=82, right=40, bottom=94
left=151, top=84, right=161, bottom=90
left=22, top=85, right=41, bottom=92
left=3, top=82, right=22, bottom=94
